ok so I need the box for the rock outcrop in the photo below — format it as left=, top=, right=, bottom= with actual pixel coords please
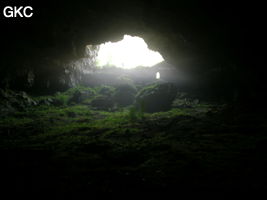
left=135, top=83, right=177, bottom=112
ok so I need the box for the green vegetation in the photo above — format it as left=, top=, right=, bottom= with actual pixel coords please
left=1, top=86, right=267, bottom=193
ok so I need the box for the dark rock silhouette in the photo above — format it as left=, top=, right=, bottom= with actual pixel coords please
left=136, top=83, right=177, bottom=112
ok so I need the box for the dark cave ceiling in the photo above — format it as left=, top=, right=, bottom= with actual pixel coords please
left=0, top=0, right=263, bottom=94
left=0, top=1, right=245, bottom=66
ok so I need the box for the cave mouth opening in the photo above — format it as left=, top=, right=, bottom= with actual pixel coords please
left=89, top=35, right=164, bottom=69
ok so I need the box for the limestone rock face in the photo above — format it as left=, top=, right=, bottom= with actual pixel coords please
left=135, top=83, right=177, bottom=113
left=0, top=2, right=251, bottom=102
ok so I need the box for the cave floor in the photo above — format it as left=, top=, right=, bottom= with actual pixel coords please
left=1, top=103, right=267, bottom=195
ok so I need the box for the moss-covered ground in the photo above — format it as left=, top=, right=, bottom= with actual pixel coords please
left=1, top=90, right=267, bottom=195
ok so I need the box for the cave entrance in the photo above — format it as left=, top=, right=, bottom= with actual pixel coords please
left=93, top=35, right=164, bottom=69
left=80, top=35, right=177, bottom=87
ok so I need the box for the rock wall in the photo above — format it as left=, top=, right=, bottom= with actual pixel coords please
left=0, top=1, right=260, bottom=102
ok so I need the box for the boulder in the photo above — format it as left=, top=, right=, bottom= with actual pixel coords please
left=68, top=90, right=82, bottom=104
left=17, top=91, right=37, bottom=106
left=67, top=88, right=95, bottom=104
left=113, top=84, right=137, bottom=107
left=98, top=85, right=115, bottom=97
left=0, top=89, right=37, bottom=116
left=135, top=83, right=177, bottom=113
left=38, top=97, right=54, bottom=106
left=90, top=95, right=114, bottom=110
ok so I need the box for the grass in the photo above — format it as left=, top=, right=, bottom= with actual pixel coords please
left=1, top=92, right=267, bottom=194
left=0, top=101, right=207, bottom=151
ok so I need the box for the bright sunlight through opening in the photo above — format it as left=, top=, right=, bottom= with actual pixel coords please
left=156, top=72, right=161, bottom=79
left=96, top=35, right=164, bottom=69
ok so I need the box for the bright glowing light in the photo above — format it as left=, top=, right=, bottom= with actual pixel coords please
left=156, top=72, right=160, bottom=79
left=96, top=35, right=164, bottom=69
